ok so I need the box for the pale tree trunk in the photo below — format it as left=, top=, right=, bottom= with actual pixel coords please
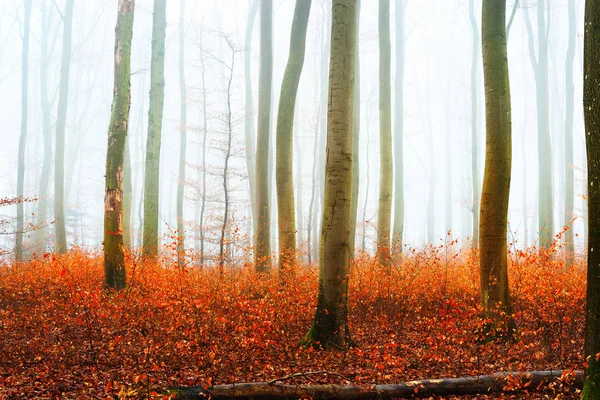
left=143, top=0, right=167, bottom=257
left=123, top=139, right=132, bottom=249
left=377, top=0, right=393, bottom=266
left=523, top=0, right=554, bottom=250
left=480, top=0, right=514, bottom=332
left=349, top=0, right=361, bottom=259
left=104, top=0, right=134, bottom=290
left=583, top=0, right=600, bottom=395
left=468, top=0, right=480, bottom=248
left=276, top=0, right=312, bottom=272
left=54, top=0, right=75, bottom=254
left=177, top=0, right=187, bottom=268
left=16, top=0, right=32, bottom=263
left=254, top=0, right=273, bottom=272
left=445, top=103, right=453, bottom=235
left=392, top=0, right=404, bottom=251
left=294, top=101, right=304, bottom=253
left=304, top=0, right=355, bottom=350
left=35, top=0, right=53, bottom=254
left=564, top=0, right=576, bottom=267
left=244, top=0, right=259, bottom=245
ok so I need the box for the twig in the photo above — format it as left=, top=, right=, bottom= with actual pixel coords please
left=268, top=371, right=349, bottom=385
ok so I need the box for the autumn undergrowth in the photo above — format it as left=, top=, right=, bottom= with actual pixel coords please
left=0, top=244, right=586, bottom=399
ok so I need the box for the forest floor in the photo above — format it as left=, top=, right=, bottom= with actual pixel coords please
left=0, top=245, right=586, bottom=399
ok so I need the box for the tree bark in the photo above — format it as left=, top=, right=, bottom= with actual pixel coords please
left=54, top=0, right=75, bottom=255
left=583, top=0, right=600, bottom=395
left=468, top=0, right=480, bottom=248
left=303, top=0, right=355, bottom=350
left=564, top=0, right=576, bottom=268
left=177, top=0, right=187, bottom=269
left=377, top=0, right=393, bottom=267
left=142, top=0, right=167, bottom=257
left=349, top=0, right=361, bottom=259
left=275, top=0, right=312, bottom=272
left=392, top=0, right=404, bottom=251
left=479, top=0, right=514, bottom=331
left=104, top=0, right=134, bottom=290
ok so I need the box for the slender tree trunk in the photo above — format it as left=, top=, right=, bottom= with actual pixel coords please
left=198, top=28, right=208, bottom=267
left=245, top=0, right=259, bottom=246
left=564, top=0, right=576, bottom=267
left=349, top=0, right=361, bottom=259
left=392, top=0, right=404, bottom=251
left=377, top=0, right=393, bottom=267
left=276, top=0, right=312, bottom=272
left=583, top=0, right=600, bottom=396
left=294, top=101, right=304, bottom=254
left=54, top=0, right=75, bottom=254
left=142, top=0, right=167, bottom=257
left=469, top=0, right=480, bottom=248
left=304, top=0, right=356, bottom=350
left=177, top=0, right=187, bottom=268
left=480, top=0, right=514, bottom=332
left=123, top=139, right=133, bottom=249
left=104, top=0, right=134, bottom=290
left=16, top=0, right=32, bottom=263
left=254, top=0, right=273, bottom=272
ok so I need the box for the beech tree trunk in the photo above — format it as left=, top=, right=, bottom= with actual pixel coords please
left=479, top=0, right=514, bottom=331
left=583, top=0, right=600, bottom=396
left=104, top=0, right=134, bottom=290
left=303, top=0, right=356, bottom=350
left=392, top=0, right=404, bottom=250
left=468, top=0, right=480, bottom=248
left=254, top=0, right=273, bottom=272
left=377, top=0, right=393, bottom=267
left=564, top=0, right=576, bottom=268
left=142, top=0, right=166, bottom=257
left=349, top=0, right=361, bottom=259
left=16, top=0, right=32, bottom=263
left=177, top=0, right=187, bottom=269
left=275, top=0, right=312, bottom=272
left=54, top=0, right=75, bottom=255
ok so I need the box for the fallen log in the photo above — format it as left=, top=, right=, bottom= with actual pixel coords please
left=169, top=370, right=583, bottom=399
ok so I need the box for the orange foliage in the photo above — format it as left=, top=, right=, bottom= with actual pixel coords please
left=0, top=246, right=585, bottom=398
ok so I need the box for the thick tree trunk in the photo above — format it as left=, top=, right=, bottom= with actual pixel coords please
left=177, top=0, right=187, bottom=269
left=564, top=0, right=576, bottom=268
left=16, top=0, right=32, bottom=263
left=275, top=0, right=311, bottom=272
left=583, top=0, right=600, bottom=396
left=104, top=0, right=134, bottom=290
left=392, top=0, right=404, bottom=251
left=377, top=0, right=393, bottom=267
left=468, top=0, right=480, bottom=248
left=254, top=0, right=273, bottom=272
left=303, top=0, right=355, bottom=350
left=142, top=0, right=166, bottom=257
left=171, top=371, right=583, bottom=400
left=479, top=0, right=514, bottom=331
left=54, top=0, right=75, bottom=255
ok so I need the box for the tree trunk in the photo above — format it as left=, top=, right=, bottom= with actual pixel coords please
left=54, top=0, right=75, bottom=255
left=564, top=0, right=576, bottom=268
left=275, top=0, right=312, bottom=272
left=392, top=0, right=404, bottom=251
left=479, top=0, right=514, bottom=332
left=177, top=0, right=187, bottom=269
left=349, top=0, right=361, bottom=259
left=254, top=0, right=273, bottom=273
left=16, top=0, right=32, bottom=263
left=583, top=0, right=600, bottom=395
left=104, top=0, right=134, bottom=290
left=199, top=29, right=208, bottom=267
left=123, top=138, right=133, bottom=249
left=377, top=0, right=393, bottom=267
left=468, top=0, right=480, bottom=248
left=303, top=0, right=355, bottom=350
left=142, top=0, right=166, bottom=257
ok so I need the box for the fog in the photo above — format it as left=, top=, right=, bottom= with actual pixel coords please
left=0, top=0, right=587, bottom=261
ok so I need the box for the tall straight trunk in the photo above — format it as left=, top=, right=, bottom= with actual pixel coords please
left=276, top=0, right=312, bottom=272
left=304, top=0, right=356, bottom=350
left=142, top=0, right=167, bottom=257
left=104, top=0, right=134, bottom=290
left=35, top=0, right=53, bottom=253
left=16, top=0, right=32, bottom=263
left=564, top=0, right=576, bottom=267
left=445, top=105, right=453, bottom=235
left=294, top=117, right=304, bottom=252
left=583, top=1, right=600, bottom=396
left=197, top=28, right=208, bottom=266
left=393, top=0, right=404, bottom=250
left=469, top=0, right=480, bottom=247
left=245, top=0, right=259, bottom=244
left=123, top=139, right=132, bottom=249
left=54, top=0, right=74, bottom=254
left=177, top=0, right=187, bottom=268
left=480, top=0, right=514, bottom=331
left=523, top=0, right=553, bottom=249
left=377, top=0, right=393, bottom=267
left=254, top=0, right=273, bottom=272
left=349, top=0, right=361, bottom=259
